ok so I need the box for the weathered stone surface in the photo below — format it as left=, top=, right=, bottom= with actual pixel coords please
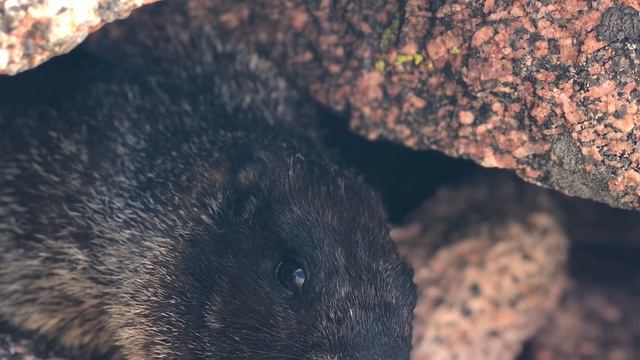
left=3, top=0, right=639, bottom=209
left=0, top=0, right=158, bottom=75
left=181, top=0, right=640, bottom=209
left=391, top=175, right=569, bottom=360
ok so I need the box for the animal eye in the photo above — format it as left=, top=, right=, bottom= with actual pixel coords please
left=276, top=259, right=306, bottom=294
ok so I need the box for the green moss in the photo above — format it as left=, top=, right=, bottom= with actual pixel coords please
left=375, top=60, right=386, bottom=72
left=379, top=13, right=401, bottom=50
left=394, top=53, right=426, bottom=67
left=395, top=54, right=413, bottom=66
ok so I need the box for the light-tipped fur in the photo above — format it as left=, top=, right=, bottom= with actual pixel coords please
left=0, top=2, right=417, bottom=359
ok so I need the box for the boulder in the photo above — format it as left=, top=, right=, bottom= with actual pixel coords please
left=0, top=0, right=157, bottom=75
left=3, top=0, right=639, bottom=209
left=392, top=175, right=569, bottom=360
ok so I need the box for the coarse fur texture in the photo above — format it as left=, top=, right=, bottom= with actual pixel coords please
left=0, top=4, right=417, bottom=360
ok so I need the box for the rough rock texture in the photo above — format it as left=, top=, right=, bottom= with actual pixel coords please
left=0, top=0, right=158, bottom=75
left=391, top=175, right=569, bottom=360
left=103, top=0, right=640, bottom=210
left=3, top=0, right=639, bottom=209
left=527, top=283, right=640, bottom=360
left=215, top=0, right=640, bottom=210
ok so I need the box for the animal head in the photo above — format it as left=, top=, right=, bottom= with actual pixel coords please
left=108, top=136, right=417, bottom=360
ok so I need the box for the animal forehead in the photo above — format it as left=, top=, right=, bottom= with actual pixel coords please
left=271, top=179, right=385, bottom=234
left=273, top=205, right=385, bottom=261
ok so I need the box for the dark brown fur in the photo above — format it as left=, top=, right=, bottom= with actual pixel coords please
left=0, top=3, right=417, bottom=359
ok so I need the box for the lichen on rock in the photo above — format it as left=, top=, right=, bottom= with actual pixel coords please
left=2, top=0, right=639, bottom=210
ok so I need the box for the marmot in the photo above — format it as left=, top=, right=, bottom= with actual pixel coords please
left=0, top=4, right=417, bottom=360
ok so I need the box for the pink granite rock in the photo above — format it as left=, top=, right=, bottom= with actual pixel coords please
left=177, top=0, right=640, bottom=210
left=0, top=0, right=158, bottom=75
left=4, top=0, right=639, bottom=209
left=391, top=176, right=569, bottom=360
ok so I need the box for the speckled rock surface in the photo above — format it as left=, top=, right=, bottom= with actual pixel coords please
left=94, top=0, right=640, bottom=210
left=4, top=0, right=639, bottom=209
left=391, top=176, right=569, bottom=360
left=0, top=0, right=158, bottom=75
left=527, top=283, right=640, bottom=360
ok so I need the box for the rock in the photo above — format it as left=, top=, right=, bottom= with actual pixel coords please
left=391, top=175, right=569, bottom=360
left=114, top=0, right=640, bottom=209
left=527, top=283, right=640, bottom=360
left=3, top=0, right=639, bottom=209
left=0, top=0, right=158, bottom=75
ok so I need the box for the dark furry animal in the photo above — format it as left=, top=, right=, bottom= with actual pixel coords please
left=0, top=4, right=416, bottom=360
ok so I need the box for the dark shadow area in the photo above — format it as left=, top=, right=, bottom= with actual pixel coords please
left=319, top=110, right=478, bottom=224
left=559, top=196, right=640, bottom=293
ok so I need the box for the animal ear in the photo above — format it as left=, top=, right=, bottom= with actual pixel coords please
left=234, top=150, right=275, bottom=190
left=224, top=149, right=284, bottom=220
